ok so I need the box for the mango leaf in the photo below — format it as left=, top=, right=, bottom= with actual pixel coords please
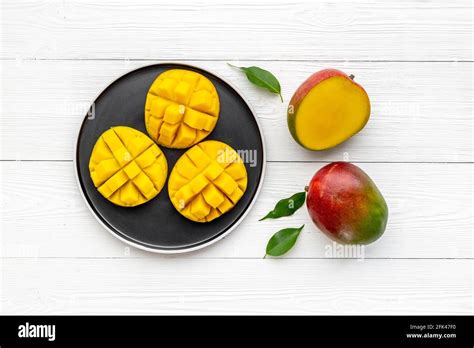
left=265, top=225, right=304, bottom=257
left=228, top=63, right=283, bottom=102
left=260, top=191, right=306, bottom=221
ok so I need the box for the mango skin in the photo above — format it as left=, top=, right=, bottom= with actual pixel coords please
left=306, top=162, right=388, bottom=245
left=287, top=69, right=370, bottom=150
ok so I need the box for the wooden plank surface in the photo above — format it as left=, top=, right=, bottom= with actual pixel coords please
left=2, top=258, right=471, bottom=314
left=1, top=60, right=472, bottom=162
left=1, top=0, right=473, bottom=316
left=1, top=161, right=472, bottom=259
left=1, top=0, right=472, bottom=61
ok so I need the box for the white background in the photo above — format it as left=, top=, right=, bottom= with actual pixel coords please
left=1, top=0, right=473, bottom=314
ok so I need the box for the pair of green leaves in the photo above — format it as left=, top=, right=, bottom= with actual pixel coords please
left=260, top=191, right=307, bottom=257
left=228, top=63, right=283, bottom=102
left=229, top=63, right=302, bottom=256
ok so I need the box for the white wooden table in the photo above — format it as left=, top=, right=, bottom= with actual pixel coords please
left=1, top=0, right=473, bottom=315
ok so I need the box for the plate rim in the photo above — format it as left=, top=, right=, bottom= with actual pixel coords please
left=73, top=62, right=266, bottom=254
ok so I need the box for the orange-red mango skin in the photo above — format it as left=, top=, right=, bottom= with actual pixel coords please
left=306, top=162, right=388, bottom=245
left=287, top=69, right=368, bottom=150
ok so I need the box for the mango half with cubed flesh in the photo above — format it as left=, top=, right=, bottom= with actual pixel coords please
left=89, top=126, right=168, bottom=207
left=145, top=69, right=220, bottom=149
left=287, top=69, right=371, bottom=150
left=168, top=140, right=247, bottom=223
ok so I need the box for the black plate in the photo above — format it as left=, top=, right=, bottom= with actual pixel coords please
left=75, top=63, right=265, bottom=253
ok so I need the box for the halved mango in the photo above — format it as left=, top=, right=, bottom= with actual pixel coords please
left=287, top=69, right=371, bottom=150
left=89, top=126, right=168, bottom=207
left=145, top=69, right=220, bottom=149
left=168, top=140, right=247, bottom=223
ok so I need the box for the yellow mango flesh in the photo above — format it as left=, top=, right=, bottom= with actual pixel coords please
left=168, top=140, right=247, bottom=223
left=294, top=76, right=370, bottom=150
left=89, top=126, right=168, bottom=207
left=145, top=69, right=220, bottom=149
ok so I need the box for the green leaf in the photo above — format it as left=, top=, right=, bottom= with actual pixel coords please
left=259, top=191, right=306, bottom=221
left=228, top=63, right=283, bottom=102
left=266, top=225, right=304, bottom=257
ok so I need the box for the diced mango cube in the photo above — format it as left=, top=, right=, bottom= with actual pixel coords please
left=182, top=71, right=199, bottom=85
left=202, top=184, right=225, bottom=208
left=168, top=140, right=247, bottom=222
left=203, top=161, right=224, bottom=181
left=168, top=69, right=184, bottom=79
left=174, top=81, right=191, bottom=104
left=163, top=104, right=184, bottom=125
left=92, top=158, right=121, bottom=186
left=176, top=158, right=198, bottom=179
left=159, top=122, right=180, bottom=139
left=188, top=174, right=209, bottom=194
left=217, top=196, right=233, bottom=214
left=213, top=172, right=238, bottom=196
left=113, top=147, right=132, bottom=167
left=183, top=108, right=215, bottom=131
left=126, top=137, right=152, bottom=158
left=173, top=123, right=196, bottom=148
left=102, top=129, right=124, bottom=152
left=198, top=141, right=227, bottom=164
left=156, top=78, right=177, bottom=99
left=190, top=194, right=211, bottom=219
left=133, top=172, right=157, bottom=199
left=158, top=133, right=173, bottom=147
left=205, top=208, right=221, bottom=222
left=202, top=116, right=216, bottom=131
left=123, top=160, right=141, bottom=179
left=225, top=162, right=247, bottom=180
left=219, top=149, right=238, bottom=167
left=168, top=172, right=188, bottom=192
left=89, top=138, right=113, bottom=165
left=189, top=90, right=213, bottom=113
left=135, top=147, right=157, bottom=169
left=150, top=98, right=168, bottom=117
left=174, top=185, right=195, bottom=207
left=228, top=187, right=244, bottom=204
left=186, top=145, right=211, bottom=168
left=143, top=163, right=166, bottom=190
left=150, top=145, right=161, bottom=157
left=98, top=170, right=128, bottom=198
left=237, top=176, right=247, bottom=190
left=196, top=78, right=213, bottom=93
left=180, top=205, right=200, bottom=222
left=147, top=116, right=163, bottom=140
left=114, top=126, right=139, bottom=145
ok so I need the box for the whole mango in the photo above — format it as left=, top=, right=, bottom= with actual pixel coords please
left=306, top=162, right=388, bottom=244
